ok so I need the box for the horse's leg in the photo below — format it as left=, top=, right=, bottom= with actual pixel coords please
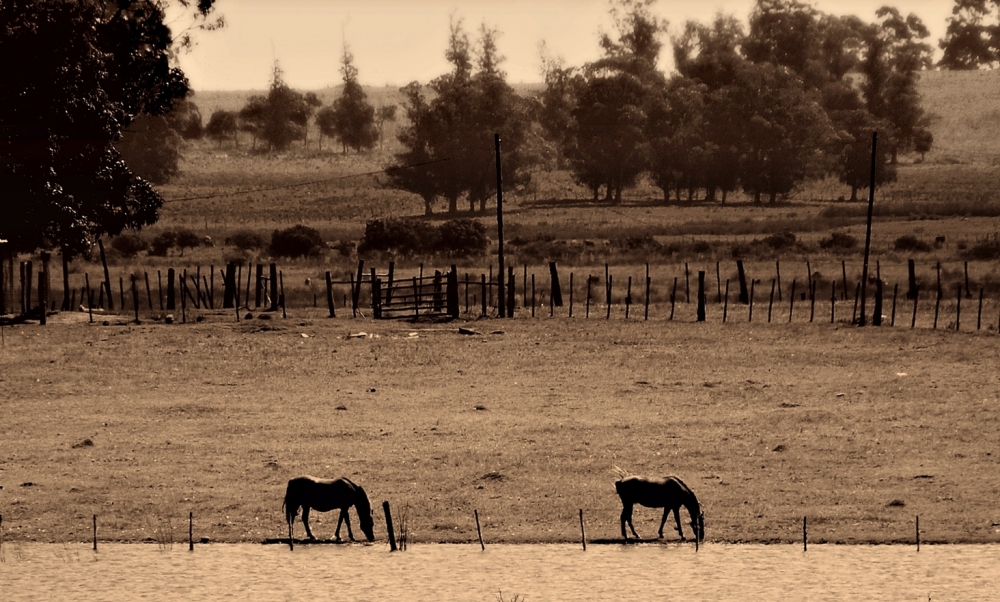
left=658, top=507, right=669, bottom=539
left=343, top=510, right=355, bottom=542
left=620, top=503, right=631, bottom=540
left=302, top=507, right=316, bottom=540
left=335, top=510, right=344, bottom=541
left=673, top=506, right=686, bottom=541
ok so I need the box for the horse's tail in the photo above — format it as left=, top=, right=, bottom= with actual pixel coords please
left=612, top=465, right=631, bottom=482
left=283, top=480, right=299, bottom=526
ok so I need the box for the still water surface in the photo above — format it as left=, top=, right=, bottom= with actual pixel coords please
left=1, top=542, right=997, bottom=601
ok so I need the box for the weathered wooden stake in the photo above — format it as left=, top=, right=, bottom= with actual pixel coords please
left=474, top=509, right=485, bottom=551
left=788, top=279, right=796, bottom=322
left=872, top=278, right=883, bottom=326
left=933, top=289, right=941, bottom=329
left=98, top=239, right=112, bottom=310
left=93, top=514, right=97, bottom=551
left=606, top=275, right=613, bottom=319
left=912, top=287, right=919, bottom=328
left=803, top=516, right=807, bottom=552
left=85, top=273, right=94, bottom=323
left=955, top=284, right=961, bottom=331
left=569, top=273, right=575, bottom=317
left=715, top=261, right=722, bottom=303
left=737, top=259, right=748, bottom=304
left=167, top=268, right=176, bottom=310
left=625, top=276, right=632, bottom=319
left=384, top=501, right=397, bottom=552
left=977, top=287, right=984, bottom=330
left=776, top=260, right=782, bottom=301
left=723, top=279, right=730, bottom=323
left=748, top=279, right=757, bottom=322
left=809, top=280, right=816, bottom=323
left=841, top=261, right=849, bottom=300
left=669, top=277, right=677, bottom=320
left=684, top=263, right=690, bottom=303
left=531, top=274, right=536, bottom=318
left=851, top=282, right=861, bottom=325
left=189, top=512, right=194, bottom=551
left=579, top=509, right=587, bottom=551
left=325, top=271, right=335, bottom=318
left=644, top=264, right=650, bottom=320
left=907, top=259, right=917, bottom=300
left=916, top=515, right=920, bottom=551
left=767, top=279, right=776, bottom=323
left=831, top=281, right=836, bottom=323
left=145, top=272, right=153, bottom=311
left=586, top=275, right=591, bottom=318
left=131, top=275, right=140, bottom=323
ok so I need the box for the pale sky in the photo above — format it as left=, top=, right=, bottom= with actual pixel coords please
left=175, top=0, right=953, bottom=91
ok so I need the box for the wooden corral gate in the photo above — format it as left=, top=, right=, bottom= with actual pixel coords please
left=371, top=265, right=459, bottom=319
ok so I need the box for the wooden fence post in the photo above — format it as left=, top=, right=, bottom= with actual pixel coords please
left=579, top=509, right=587, bottom=551
left=684, top=262, right=690, bottom=303
left=907, top=259, right=917, bottom=299
left=890, top=283, right=898, bottom=326
left=586, top=275, right=591, bottom=318
left=549, top=262, right=563, bottom=307
left=912, top=287, right=919, bottom=328
left=841, top=261, right=849, bottom=300
left=166, top=268, right=176, bottom=310
left=254, top=264, right=263, bottom=308
left=644, top=265, right=650, bottom=321
left=767, top=279, right=776, bottom=323
left=481, top=274, right=487, bottom=318
left=432, top=270, right=442, bottom=313
left=570, top=273, right=575, bottom=318
left=131, top=275, right=139, bottom=323
left=98, top=239, right=112, bottom=310
left=384, top=501, right=397, bottom=552
left=737, top=259, right=749, bottom=304
left=269, top=263, right=279, bottom=312
left=669, top=277, right=677, bottom=320
left=748, top=279, right=756, bottom=322
left=872, top=278, right=883, bottom=326
left=776, top=260, right=782, bottom=302
left=507, top=266, right=515, bottom=318
left=723, top=279, right=730, bottom=323
left=977, top=288, right=984, bottom=330
left=474, top=509, right=485, bottom=551
left=325, top=271, right=335, bottom=318
left=223, top=262, right=236, bottom=308
left=118, top=276, right=125, bottom=312
left=831, top=281, right=836, bottom=323
left=386, top=261, right=396, bottom=305
left=447, top=266, right=459, bottom=319
left=606, top=275, right=613, bottom=319
left=625, top=276, right=632, bottom=319
left=788, top=279, right=796, bottom=322
left=715, top=261, right=722, bottom=303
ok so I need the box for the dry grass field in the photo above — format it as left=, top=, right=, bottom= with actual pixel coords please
left=2, top=72, right=999, bottom=548
left=1, top=312, right=999, bottom=546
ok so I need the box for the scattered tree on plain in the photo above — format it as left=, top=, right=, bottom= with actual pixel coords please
left=206, top=109, right=239, bottom=147
left=239, top=62, right=317, bottom=152
left=328, top=45, right=377, bottom=154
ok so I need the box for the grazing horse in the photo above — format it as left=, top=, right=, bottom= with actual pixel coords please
left=283, top=476, right=375, bottom=542
left=614, top=468, right=704, bottom=542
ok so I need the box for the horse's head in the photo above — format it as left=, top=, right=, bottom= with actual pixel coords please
left=354, top=485, right=376, bottom=542
left=691, top=512, right=705, bottom=543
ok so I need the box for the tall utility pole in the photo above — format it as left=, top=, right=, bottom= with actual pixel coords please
left=495, top=133, right=506, bottom=318
left=859, top=131, right=878, bottom=327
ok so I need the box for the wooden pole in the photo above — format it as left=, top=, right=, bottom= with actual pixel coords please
left=767, top=279, right=775, bottom=323
left=644, top=264, right=650, bottom=320
left=579, top=509, right=587, bottom=551
left=189, top=512, right=194, bottom=551
left=788, top=279, right=796, bottom=322
left=933, top=288, right=940, bottom=329
left=157, top=270, right=164, bottom=311
left=723, top=279, right=730, bottom=323
left=384, top=501, right=397, bottom=552
left=495, top=134, right=506, bottom=319
left=98, top=239, right=113, bottom=310
left=748, top=279, right=756, bottom=322
left=858, top=131, right=878, bottom=327
left=715, top=261, right=722, bottom=303
left=606, top=275, right=612, bottom=319
left=474, top=509, right=485, bottom=551
left=586, top=275, right=591, bottom=318
left=684, top=262, right=690, bottom=303
left=977, top=287, right=984, bottom=330
left=279, top=270, right=287, bottom=319
left=916, top=515, right=920, bottom=551
left=851, top=282, right=861, bottom=325
left=809, top=280, right=816, bottom=323
left=61, top=250, right=71, bottom=311
left=131, top=275, right=140, bottom=323
left=737, top=259, right=748, bottom=304
left=841, top=261, right=849, bottom=300
left=269, top=263, right=279, bottom=312
left=481, top=274, right=487, bottom=317
left=669, top=277, right=677, bottom=320
left=912, top=287, right=919, bottom=328
left=167, top=268, right=176, bottom=310
left=625, top=276, right=632, bottom=319
left=39, top=253, right=50, bottom=325
left=803, top=516, right=807, bottom=552
left=776, top=260, right=782, bottom=301
left=325, top=271, right=335, bottom=318
left=831, top=281, right=836, bottom=323
left=531, top=273, right=536, bottom=317
left=85, top=273, right=94, bottom=323
left=907, top=259, right=917, bottom=300
left=569, top=272, right=575, bottom=317
left=118, top=276, right=125, bottom=313
left=93, top=514, right=98, bottom=551
left=145, top=272, right=153, bottom=311
left=873, top=278, right=883, bottom=326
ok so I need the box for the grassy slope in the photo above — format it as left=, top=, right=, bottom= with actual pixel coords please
left=1, top=315, right=999, bottom=545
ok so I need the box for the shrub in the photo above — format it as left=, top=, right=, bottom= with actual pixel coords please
left=149, top=231, right=177, bottom=256
left=175, top=228, right=202, bottom=255
left=894, top=235, right=931, bottom=252
left=762, top=230, right=797, bottom=250
left=110, top=233, right=148, bottom=257
left=270, top=225, right=325, bottom=258
left=965, top=238, right=1000, bottom=260
left=819, top=232, right=858, bottom=250
left=225, top=229, right=267, bottom=251
left=438, top=219, right=488, bottom=255
left=358, top=218, right=439, bottom=256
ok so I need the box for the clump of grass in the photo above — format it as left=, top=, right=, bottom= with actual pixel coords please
left=964, top=237, right=1000, bottom=260
left=887, top=499, right=906, bottom=508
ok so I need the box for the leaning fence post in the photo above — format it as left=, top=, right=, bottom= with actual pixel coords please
left=916, top=515, right=920, bottom=551
left=669, top=277, right=677, bottom=320
left=803, top=516, right=807, bottom=552
left=189, top=512, right=194, bottom=551
left=697, top=271, right=706, bottom=322
left=383, top=501, right=397, bottom=552
left=912, top=287, right=919, bottom=328
left=644, top=265, right=650, bottom=321
left=748, top=279, right=757, bottom=322
left=93, top=514, right=98, bottom=551
left=977, top=288, right=984, bottom=330
left=767, top=279, right=776, bottom=323
left=723, top=279, right=730, bottom=323
left=474, top=509, right=485, bottom=551
left=579, top=509, right=587, bottom=551
left=788, top=279, right=796, bottom=322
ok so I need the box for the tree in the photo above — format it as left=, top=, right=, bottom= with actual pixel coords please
left=115, top=113, right=182, bottom=184
left=939, top=0, right=1000, bottom=68
left=390, top=18, right=533, bottom=214
left=239, top=61, right=313, bottom=152
left=205, top=109, right=238, bottom=146
left=722, top=62, right=834, bottom=203
left=374, top=105, right=397, bottom=151
left=537, top=43, right=585, bottom=169
left=744, top=0, right=821, bottom=80
left=673, top=13, right=746, bottom=90
left=861, top=8, right=934, bottom=163
left=568, top=0, right=667, bottom=203
left=171, top=99, right=204, bottom=140
left=329, top=45, right=377, bottom=153
left=0, top=0, right=221, bottom=256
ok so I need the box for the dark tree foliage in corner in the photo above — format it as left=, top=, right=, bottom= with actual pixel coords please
left=0, top=0, right=221, bottom=256
left=939, top=0, right=1000, bottom=69
left=115, top=113, right=182, bottom=185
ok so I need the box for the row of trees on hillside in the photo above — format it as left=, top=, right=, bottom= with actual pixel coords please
left=204, top=51, right=396, bottom=154
left=388, top=0, right=939, bottom=212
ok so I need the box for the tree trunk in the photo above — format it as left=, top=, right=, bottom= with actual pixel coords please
left=448, top=196, right=458, bottom=213
left=663, top=188, right=671, bottom=204
left=850, top=186, right=858, bottom=202
left=424, top=197, right=434, bottom=215
left=721, top=190, right=728, bottom=204
left=769, top=190, right=777, bottom=204
left=753, top=189, right=761, bottom=204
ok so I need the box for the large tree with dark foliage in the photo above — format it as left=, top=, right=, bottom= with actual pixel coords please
left=0, top=0, right=221, bottom=256
left=328, top=45, right=377, bottom=154
left=240, top=62, right=317, bottom=152
left=939, top=0, right=1000, bottom=68
left=390, top=19, right=533, bottom=214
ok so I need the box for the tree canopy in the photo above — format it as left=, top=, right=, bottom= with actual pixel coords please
left=0, top=0, right=220, bottom=256
left=939, top=0, right=1000, bottom=68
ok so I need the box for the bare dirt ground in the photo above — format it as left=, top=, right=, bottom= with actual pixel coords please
left=2, top=310, right=999, bottom=546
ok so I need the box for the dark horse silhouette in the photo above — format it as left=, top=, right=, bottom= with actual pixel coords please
left=283, top=476, right=375, bottom=542
left=614, top=467, right=704, bottom=542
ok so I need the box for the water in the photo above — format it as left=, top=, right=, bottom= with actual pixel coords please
left=1, top=542, right=997, bottom=601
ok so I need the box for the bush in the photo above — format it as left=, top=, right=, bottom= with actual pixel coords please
left=270, top=224, right=325, bottom=258
left=819, top=232, right=858, bottom=250
left=225, top=229, right=266, bottom=251
left=438, top=219, right=488, bottom=254
left=762, top=230, right=796, bottom=250
left=965, top=238, right=1000, bottom=260
left=175, top=228, right=202, bottom=255
left=358, top=218, right=440, bottom=256
left=110, top=233, right=148, bottom=257
left=149, top=231, right=177, bottom=256
left=894, top=235, right=931, bottom=252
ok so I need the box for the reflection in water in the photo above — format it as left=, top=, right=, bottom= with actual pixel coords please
left=2, top=543, right=998, bottom=601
